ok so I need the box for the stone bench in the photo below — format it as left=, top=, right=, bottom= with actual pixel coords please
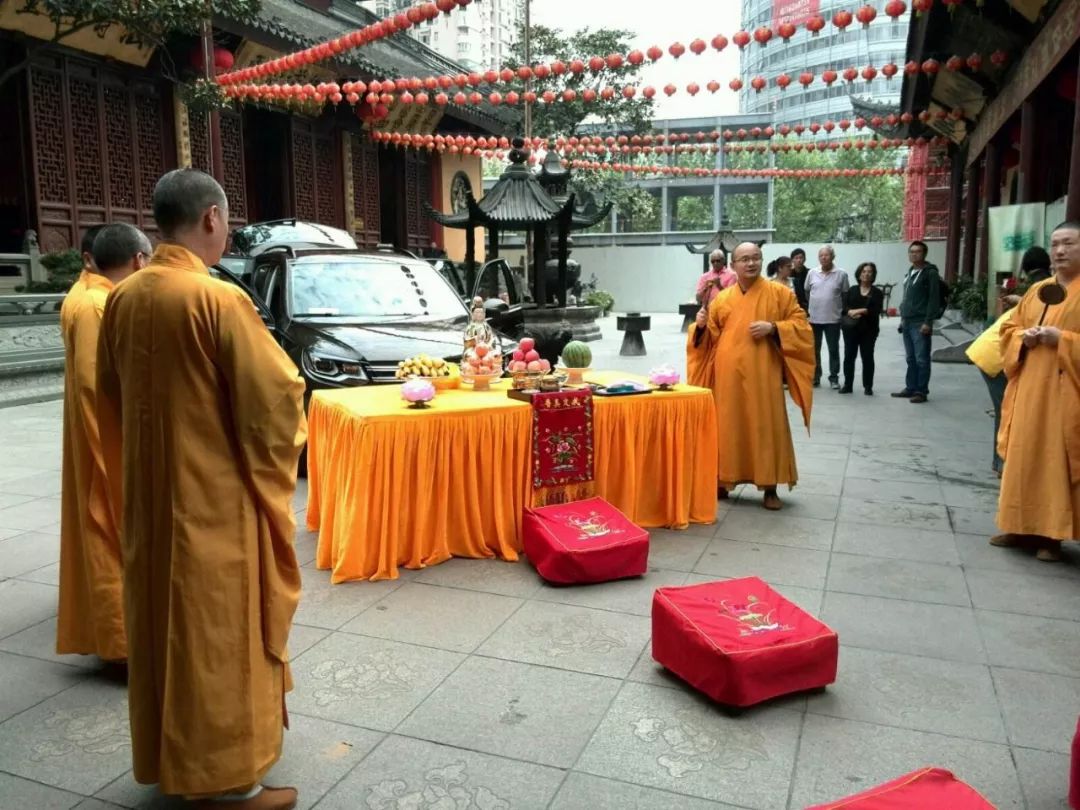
left=616, top=313, right=650, bottom=357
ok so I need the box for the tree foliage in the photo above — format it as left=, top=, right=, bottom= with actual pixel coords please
left=2, top=1, right=262, bottom=88
left=725, top=143, right=904, bottom=243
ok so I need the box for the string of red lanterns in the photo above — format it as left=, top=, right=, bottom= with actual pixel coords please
left=566, top=161, right=922, bottom=179
left=722, top=135, right=952, bottom=152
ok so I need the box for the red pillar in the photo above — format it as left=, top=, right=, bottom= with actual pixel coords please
left=962, top=159, right=982, bottom=281
left=978, top=138, right=1002, bottom=283
left=1068, top=50, right=1080, bottom=221
left=944, top=153, right=964, bottom=284
left=1018, top=98, right=1037, bottom=204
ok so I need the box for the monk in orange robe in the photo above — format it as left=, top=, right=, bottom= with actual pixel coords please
left=57, top=224, right=150, bottom=666
left=992, top=221, right=1080, bottom=562
left=96, top=169, right=306, bottom=810
left=686, top=242, right=814, bottom=510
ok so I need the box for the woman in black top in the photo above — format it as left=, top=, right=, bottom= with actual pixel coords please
left=840, top=262, right=884, bottom=395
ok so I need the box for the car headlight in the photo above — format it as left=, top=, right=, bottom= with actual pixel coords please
left=304, top=351, right=368, bottom=383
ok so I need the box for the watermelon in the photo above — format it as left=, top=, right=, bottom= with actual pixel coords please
left=561, top=340, right=592, bottom=368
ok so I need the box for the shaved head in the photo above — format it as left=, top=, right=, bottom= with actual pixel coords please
left=152, top=169, right=227, bottom=239
left=92, top=224, right=152, bottom=273
left=81, top=225, right=106, bottom=257
left=732, top=242, right=764, bottom=287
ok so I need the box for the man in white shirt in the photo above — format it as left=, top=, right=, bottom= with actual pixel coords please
left=804, top=246, right=850, bottom=389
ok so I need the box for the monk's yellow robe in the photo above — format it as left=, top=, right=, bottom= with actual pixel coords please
left=997, top=277, right=1080, bottom=542
left=687, top=278, right=814, bottom=489
left=57, top=270, right=126, bottom=661
left=96, top=244, right=307, bottom=796
left=685, top=322, right=715, bottom=389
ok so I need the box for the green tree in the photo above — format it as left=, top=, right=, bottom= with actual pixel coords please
left=1, top=1, right=262, bottom=88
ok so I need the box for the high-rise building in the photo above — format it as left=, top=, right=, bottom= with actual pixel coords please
left=738, top=1, right=911, bottom=126
left=357, top=0, right=524, bottom=72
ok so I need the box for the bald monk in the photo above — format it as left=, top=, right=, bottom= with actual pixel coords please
left=992, top=221, right=1080, bottom=563
left=57, top=224, right=150, bottom=668
left=96, top=169, right=306, bottom=809
left=687, top=242, right=815, bottom=510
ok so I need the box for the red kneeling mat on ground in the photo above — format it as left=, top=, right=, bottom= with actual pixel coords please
left=522, top=497, right=649, bottom=584
left=652, top=577, right=838, bottom=707
left=1070, top=716, right=1080, bottom=809
left=806, top=766, right=996, bottom=809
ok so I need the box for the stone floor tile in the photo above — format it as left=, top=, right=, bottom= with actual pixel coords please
left=805, top=646, right=1006, bottom=743
left=287, top=632, right=463, bottom=732
left=550, top=772, right=741, bottom=810
left=939, top=482, right=1000, bottom=511
left=0, top=532, right=60, bottom=579
left=17, top=561, right=61, bottom=586
left=476, top=601, right=650, bottom=678
left=956, top=533, right=1080, bottom=580
left=715, top=511, right=834, bottom=551
left=263, top=714, right=383, bottom=810
left=292, top=529, right=317, bottom=567
left=0, top=650, right=86, bottom=723
left=821, top=591, right=986, bottom=664
left=793, top=442, right=850, bottom=461
left=0, top=771, right=83, bottom=809
left=93, top=772, right=186, bottom=808
left=977, top=610, right=1080, bottom=677
left=0, top=679, right=131, bottom=795
left=575, top=681, right=801, bottom=809
left=827, top=552, right=970, bottom=607
left=793, top=455, right=848, bottom=477
left=965, top=568, right=1080, bottom=620
left=694, top=539, right=829, bottom=590
left=626, top=644, right=687, bottom=691
left=789, top=473, right=844, bottom=496
left=841, top=477, right=945, bottom=505
left=992, top=667, right=1080, bottom=754
left=397, top=656, right=620, bottom=769
left=0, top=579, right=58, bottom=641
left=831, top=522, right=959, bottom=564
left=0, top=498, right=61, bottom=533
left=1012, top=746, right=1072, bottom=809
left=341, top=583, right=522, bottom=653
left=793, top=430, right=851, bottom=447
left=289, top=567, right=402, bottom=630
left=0, top=618, right=99, bottom=671
left=837, top=497, right=952, bottom=534
left=0, top=493, right=39, bottom=511
left=531, top=567, right=689, bottom=617
left=0, top=470, right=62, bottom=499
left=73, top=800, right=127, bottom=809
left=286, top=624, right=330, bottom=662
left=843, top=456, right=940, bottom=485
left=790, top=714, right=1023, bottom=809
left=315, top=734, right=565, bottom=810
left=948, top=506, right=1002, bottom=537
left=645, top=531, right=710, bottom=572
left=412, top=557, right=543, bottom=598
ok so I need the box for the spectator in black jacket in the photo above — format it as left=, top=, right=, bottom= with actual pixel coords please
left=790, top=248, right=809, bottom=310
left=892, top=240, right=941, bottom=403
left=840, top=262, right=884, bottom=395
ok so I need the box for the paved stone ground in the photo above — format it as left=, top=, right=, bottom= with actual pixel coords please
left=0, top=312, right=1077, bottom=809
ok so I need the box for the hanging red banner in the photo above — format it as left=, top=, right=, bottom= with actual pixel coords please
left=773, top=0, right=821, bottom=28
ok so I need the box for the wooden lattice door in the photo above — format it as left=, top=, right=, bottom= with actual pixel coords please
left=290, top=120, right=343, bottom=228
left=350, top=134, right=380, bottom=247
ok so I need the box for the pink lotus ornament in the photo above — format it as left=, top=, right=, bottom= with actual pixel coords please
left=649, top=366, right=680, bottom=390
left=401, top=378, right=436, bottom=408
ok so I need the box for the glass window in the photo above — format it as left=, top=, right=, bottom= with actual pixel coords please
left=288, top=257, right=467, bottom=320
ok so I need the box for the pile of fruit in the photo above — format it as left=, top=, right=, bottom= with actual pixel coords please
left=395, top=354, right=453, bottom=380
left=507, top=337, right=551, bottom=373
left=460, top=341, right=503, bottom=379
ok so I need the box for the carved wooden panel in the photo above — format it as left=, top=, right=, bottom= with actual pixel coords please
left=28, top=69, right=67, bottom=205
left=134, top=92, right=165, bottom=220
left=220, top=111, right=247, bottom=222
left=291, top=125, right=317, bottom=222
left=350, top=135, right=380, bottom=247
left=314, top=133, right=340, bottom=227
left=188, top=109, right=211, bottom=174
left=104, top=85, right=136, bottom=211
left=403, top=152, right=431, bottom=251
left=69, top=77, right=104, bottom=208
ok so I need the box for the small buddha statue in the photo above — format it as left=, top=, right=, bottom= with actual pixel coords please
left=463, top=296, right=493, bottom=349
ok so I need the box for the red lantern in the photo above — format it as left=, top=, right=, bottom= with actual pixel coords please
left=913, top=0, right=932, bottom=14
left=488, top=91, right=502, bottom=105
left=622, top=85, right=636, bottom=98
left=753, top=27, right=773, bottom=47
left=606, top=53, right=624, bottom=69
left=706, top=79, right=720, bottom=93
left=945, top=55, right=964, bottom=72
left=524, top=91, right=537, bottom=103
left=904, top=60, right=919, bottom=76
left=862, top=65, right=878, bottom=81
left=600, top=87, right=615, bottom=100
left=437, top=75, right=453, bottom=89
left=990, top=49, right=1008, bottom=67
left=809, top=122, right=821, bottom=133
left=882, top=62, right=898, bottom=79
left=569, top=59, right=585, bottom=74
left=505, top=90, right=520, bottom=104
left=663, top=83, right=677, bottom=96
left=922, top=59, right=940, bottom=75
left=823, top=120, right=835, bottom=132
left=856, top=5, right=877, bottom=27
left=778, top=22, right=797, bottom=42
left=900, top=112, right=913, bottom=124
left=806, top=14, right=826, bottom=35
left=189, top=44, right=235, bottom=75
left=669, top=42, right=686, bottom=58
left=966, top=53, right=983, bottom=72
left=776, top=73, right=791, bottom=91
left=711, top=34, right=728, bottom=51
left=843, top=67, right=858, bottom=83
left=453, top=91, right=467, bottom=105
left=562, top=88, right=576, bottom=102
left=627, top=49, right=644, bottom=65
left=799, top=71, right=814, bottom=88
left=690, top=38, right=707, bottom=55
left=500, top=68, right=514, bottom=83
left=942, top=0, right=961, bottom=12
left=750, top=76, right=766, bottom=93
left=833, top=10, right=853, bottom=30
left=551, top=60, right=566, bottom=75
left=582, top=88, right=597, bottom=103
left=793, top=124, right=805, bottom=134
left=854, top=117, right=867, bottom=129
left=733, top=30, right=751, bottom=49
left=918, top=110, right=931, bottom=123
left=885, top=0, right=907, bottom=18
left=729, top=78, right=744, bottom=92
left=400, top=91, right=415, bottom=105
left=686, top=82, right=700, bottom=96
left=647, top=46, right=663, bottom=61
left=534, top=64, right=550, bottom=79
left=541, top=90, right=555, bottom=104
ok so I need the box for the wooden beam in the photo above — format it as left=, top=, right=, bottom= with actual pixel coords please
left=978, top=138, right=1002, bottom=282
left=1018, top=98, right=1037, bottom=203
left=962, top=158, right=982, bottom=280
left=1069, top=49, right=1080, bottom=220
left=945, top=153, right=965, bottom=284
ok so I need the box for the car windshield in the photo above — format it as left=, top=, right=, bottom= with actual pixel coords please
left=289, top=256, right=467, bottom=320
left=230, top=222, right=357, bottom=255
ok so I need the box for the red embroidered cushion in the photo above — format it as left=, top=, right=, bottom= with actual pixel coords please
left=806, top=767, right=996, bottom=809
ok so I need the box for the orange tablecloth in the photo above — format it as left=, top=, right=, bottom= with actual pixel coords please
left=308, top=376, right=718, bottom=582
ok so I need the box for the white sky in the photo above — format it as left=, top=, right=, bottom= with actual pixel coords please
left=528, top=0, right=744, bottom=120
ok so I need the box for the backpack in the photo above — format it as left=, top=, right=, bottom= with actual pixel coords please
left=933, top=275, right=950, bottom=320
